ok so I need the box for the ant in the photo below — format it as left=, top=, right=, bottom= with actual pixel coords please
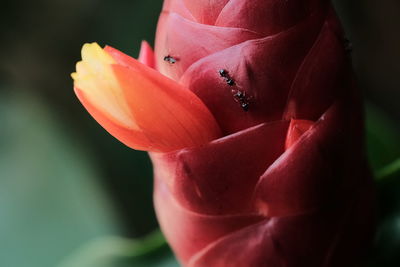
left=233, top=90, right=250, bottom=112
left=219, top=69, right=235, bottom=86
left=218, top=69, right=250, bottom=112
left=164, top=55, right=177, bottom=64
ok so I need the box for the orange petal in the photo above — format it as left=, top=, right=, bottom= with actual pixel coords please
left=72, top=43, right=136, bottom=129
left=285, top=119, right=314, bottom=150
left=74, top=87, right=154, bottom=151
left=72, top=43, right=221, bottom=152
left=111, top=61, right=222, bottom=151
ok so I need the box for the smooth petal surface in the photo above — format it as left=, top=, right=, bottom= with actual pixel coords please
left=178, top=13, right=324, bottom=134
left=254, top=104, right=352, bottom=218
left=151, top=121, right=289, bottom=215
left=153, top=101, right=374, bottom=266
left=283, top=9, right=348, bottom=121
left=156, top=13, right=261, bottom=80
left=73, top=43, right=221, bottom=152
left=73, top=43, right=136, bottom=129
left=285, top=119, right=314, bottom=149
left=153, top=174, right=264, bottom=264
left=71, top=0, right=375, bottom=266
left=151, top=0, right=375, bottom=266
left=138, top=40, right=155, bottom=68
left=215, top=0, right=325, bottom=35
left=74, top=87, right=153, bottom=151
left=182, top=0, right=230, bottom=25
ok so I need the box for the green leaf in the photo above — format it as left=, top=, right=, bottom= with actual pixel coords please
left=376, top=158, right=400, bottom=180
left=365, top=103, right=400, bottom=174
left=58, top=229, right=179, bottom=267
left=0, top=91, right=121, bottom=267
left=365, top=103, right=400, bottom=267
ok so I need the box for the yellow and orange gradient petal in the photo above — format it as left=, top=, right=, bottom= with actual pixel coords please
left=72, top=43, right=221, bottom=152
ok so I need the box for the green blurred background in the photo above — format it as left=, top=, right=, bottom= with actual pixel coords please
left=0, top=1, right=399, bottom=266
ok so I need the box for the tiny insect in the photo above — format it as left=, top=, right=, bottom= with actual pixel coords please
left=217, top=68, right=250, bottom=111
left=233, top=90, right=250, bottom=111
left=219, top=69, right=228, bottom=77
left=217, top=69, right=236, bottom=85
left=226, top=79, right=235, bottom=86
left=234, top=91, right=245, bottom=100
left=241, top=102, right=249, bottom=111
left=164, top=55, right=177, bottom=64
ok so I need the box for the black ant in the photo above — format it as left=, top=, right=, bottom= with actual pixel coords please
left=219, top=69, right=228, bottom=77
left=164, top=55, right=177, bottom=64
left=241, top=102, right=249, bottom=111
left=218, top=69, right=250, bottom=111
left=226, top=79, right=235, bottom=86
left=233, top=90, right=250, bottom=112
left=218, top=69, right=235, bottom=86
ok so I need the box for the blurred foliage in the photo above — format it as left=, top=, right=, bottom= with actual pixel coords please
left=0, top=0, right=399, bottom=267
left=365, top=104, right=400, bottom=267
left=58, top=230, right=178, bottom=267
left=370, top=167, right=400, bottom=267
left=0, top=89, right=120, bottom=267
left=1, top=0, right=164, bottom=238
left=365, top=104, right=400, bottom=173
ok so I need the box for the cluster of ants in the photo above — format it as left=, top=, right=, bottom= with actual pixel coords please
left=163, top=55, right=250, bottom=111
left=218, top=69, right=250, bottom=111
left=163, top=37, right=352, bottom=111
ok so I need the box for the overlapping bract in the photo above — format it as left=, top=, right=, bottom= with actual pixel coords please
left=72, top=0, right=375, bottom=266
left=151, top=0, right=375, bottom=266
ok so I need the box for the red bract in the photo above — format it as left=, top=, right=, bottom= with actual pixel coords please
left=153, top=0, right=375, bottom=266
left=72, top=0, right=375, bottom=266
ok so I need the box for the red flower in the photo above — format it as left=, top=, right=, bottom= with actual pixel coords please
left=72, top=0, right=375, bottom=266
left=72, top=43, right=221, bottom=152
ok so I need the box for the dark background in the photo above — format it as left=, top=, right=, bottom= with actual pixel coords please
left=0, top=1, right=399, bottom=266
